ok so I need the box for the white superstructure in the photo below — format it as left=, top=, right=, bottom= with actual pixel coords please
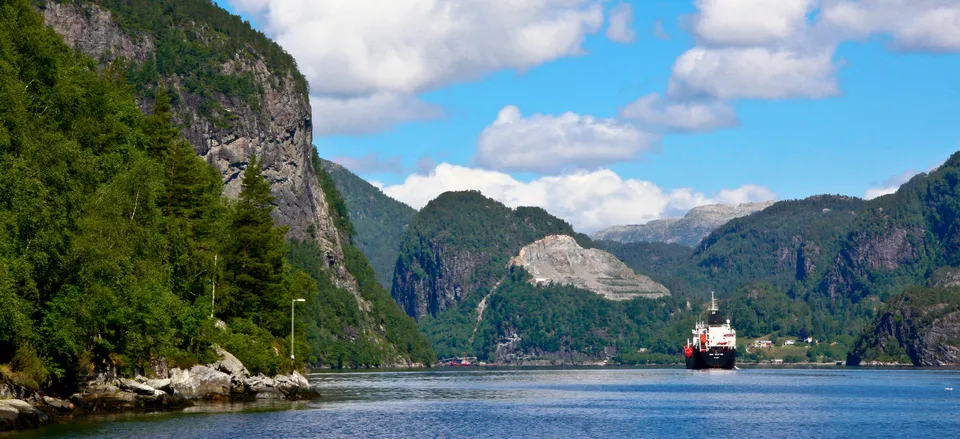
left=690, top=292, right=737, bottom=350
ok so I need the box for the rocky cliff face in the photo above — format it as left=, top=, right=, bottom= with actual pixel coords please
left=847, top=283, right=960, bottom=366
left=41, top=1, right=356, bottom=291
left=510, top=235, right=669, bottom=300
left=592, top=201, right=774, bottom=247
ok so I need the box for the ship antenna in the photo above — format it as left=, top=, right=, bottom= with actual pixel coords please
left=710, top=291, right=718, bottom=312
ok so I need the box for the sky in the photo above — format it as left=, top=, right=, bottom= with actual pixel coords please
left=217, top=0, right=960, bottom=233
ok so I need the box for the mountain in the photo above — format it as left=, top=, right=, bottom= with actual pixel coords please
left=0, top=0, right=433, bottom=390
left=846, top=270, right=960, bottom=366
left=509, top=235, right=669, bottom=300
left=318, top=159, right=417, bottom=290
left=390, top=191, right=690, bottom=363
left=592, top=201, right=775, bottom=247
left=598, top=152, right=960, bottom=357
left=391, top=190, right=593, bottom=321
left=39, top=0, right=360, bottom=290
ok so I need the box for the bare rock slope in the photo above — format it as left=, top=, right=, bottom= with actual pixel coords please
left=510, top=235, right=669, bottom=300
left=593, top=201, right=775, bottom=247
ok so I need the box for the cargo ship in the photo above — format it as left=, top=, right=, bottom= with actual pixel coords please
left=684, top=292, right=736, bottom=370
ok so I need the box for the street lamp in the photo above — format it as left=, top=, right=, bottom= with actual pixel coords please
left=291, top=298, right=306, bottom=361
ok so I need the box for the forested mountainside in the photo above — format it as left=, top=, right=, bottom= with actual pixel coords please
left=318, top=159, right=417, bottom=290
left=0, top=0, right=431, bottom=398
left=592, top=201, right=774, bottom=247
left=599, top=154, right=960, bottom=359
left=847, top=269, right=960, bottom=366
left=389, top=191, right=685, bottom=363
left=391, top=191, right=593, bottom=321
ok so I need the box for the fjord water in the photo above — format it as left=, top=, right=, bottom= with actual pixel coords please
left=9, top=368, right=960, bottom=439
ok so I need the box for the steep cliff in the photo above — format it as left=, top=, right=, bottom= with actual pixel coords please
left=319, top=159, right=417, bottom=289
left=40, top=0, right=355, bottom=290
left=592, top=201, right=774, bottom=246
left=510, top=235, right=669, bottom=300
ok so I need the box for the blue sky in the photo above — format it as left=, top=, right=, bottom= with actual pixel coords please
left=218, top=0, right=960, bottom=232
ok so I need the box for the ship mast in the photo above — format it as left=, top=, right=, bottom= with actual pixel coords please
left=710, top=291, right=718, bottom=312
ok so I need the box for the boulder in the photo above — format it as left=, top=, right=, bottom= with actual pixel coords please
left=0, top=399, right=50, bottom=431
left=272, top=372, right=320, bottom=400
left=243, top=375, right=284, bottom=400
left=169, top=366, right=231, bottom=400
left=212, top=345, right=249, bottom=378
left=118, top=378, right=161, bottom=396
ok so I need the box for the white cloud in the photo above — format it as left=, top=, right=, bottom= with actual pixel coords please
left=229, top=0, right=605, bottom=96
left=330, top=153, right=404, bottom=175
left=820, top=0, right=960, bottom=53
left=619, top=93, right=738, bottom=133
left=311, top=93, right=443, bottom=136
left=667, top=46, right=840, bottom=100
left=606, top=3, right=635, bottom=43
left=692, top=0, right=817, bottom=47
left=475, top=105, right=658, bottom=174
left=382, top=164, right=776, bottom=232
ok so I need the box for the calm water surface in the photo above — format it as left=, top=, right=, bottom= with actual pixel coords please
left=7, top=368, right=960, bottom=438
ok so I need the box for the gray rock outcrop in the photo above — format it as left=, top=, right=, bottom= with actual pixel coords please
left=510, top=235, right=669, bottom=300
left=0, top=399, right=50, bottom=431
left=592, top=201, right=775, bottom=246
left=40, top=1, right=358, bottom=293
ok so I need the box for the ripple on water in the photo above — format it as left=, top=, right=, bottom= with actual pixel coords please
left=6, top=368, right=960, bottom=439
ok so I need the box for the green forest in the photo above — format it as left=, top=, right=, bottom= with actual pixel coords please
left=318, top=159, right=417, bottom=289
left=0, top=0, right=431, bottom=395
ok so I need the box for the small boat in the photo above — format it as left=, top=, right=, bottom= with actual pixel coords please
left=684, top=292, right=737, bottom=370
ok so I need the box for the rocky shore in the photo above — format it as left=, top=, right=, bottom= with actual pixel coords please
left=0, top=347, right=320, bottom=432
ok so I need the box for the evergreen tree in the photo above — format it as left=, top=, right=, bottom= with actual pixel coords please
left=222, top=155, right=288, bottom=328
left=144, top=86, right=178, bottom=156
left=164, top=138, right=224, bottom=300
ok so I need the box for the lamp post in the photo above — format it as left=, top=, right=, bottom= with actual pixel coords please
left=291, top=298, right=306, bottom=361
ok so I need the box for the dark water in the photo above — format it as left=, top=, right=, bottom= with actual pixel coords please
left=7, top=368, right=960, bottom=438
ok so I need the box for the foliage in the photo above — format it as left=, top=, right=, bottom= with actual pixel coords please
left=0, top=1, right=305, bottom=390
left=318, top=159, right=416, bottom=289
left=423, top=267, right=695, bottom=362
left=300, top=154, right=436, bottom=367
left=393, top=190, right=592, bottom=317
left=848, top=285, right=960, bottom=365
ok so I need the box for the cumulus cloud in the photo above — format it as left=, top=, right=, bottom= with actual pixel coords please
left=381, top=163, right=777, bottom=232
left=475, top=105, right=658, bottom=174
left=667, top=47, right=840, bottom=100
left=228, top=0, right=605, bottom=96
left=821, top=0, right=960, bottom=53
left=619, top=93, right=738, bottom=133
left=606, top=3, right=635, bottom=43
left=312, top=93, right=443, bottom=135
left=692, top=0, right=817, bottom=47
left=330, top=153, right=404, bottom=175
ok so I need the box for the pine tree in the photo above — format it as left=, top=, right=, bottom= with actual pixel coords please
left=222, top=155, right=288, bottom=328
left=145, top=86, right=178, bottom=157
left=164, top=137, right=225, bottom=300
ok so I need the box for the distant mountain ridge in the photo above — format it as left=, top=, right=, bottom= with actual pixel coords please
left=592, top=201, right=775, bottom=246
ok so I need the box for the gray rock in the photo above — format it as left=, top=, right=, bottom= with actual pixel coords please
left=40, top=396, right=74, bottom=413
left=169, top=366, right=231, bottom=400
left=592, top=201, right=775, bottom=246
left=212, top=345, right=249, bottom=378
left=118, top=378, right=161, bottom=397
left=510, top=235, right=670, bottom=300
left=0, top=399, right=49, bottom=431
